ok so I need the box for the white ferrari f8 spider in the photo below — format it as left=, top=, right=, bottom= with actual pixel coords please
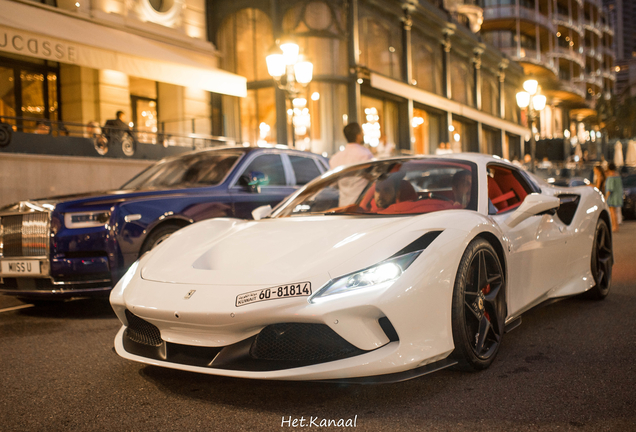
left=110, top=154, right=612, bottom=383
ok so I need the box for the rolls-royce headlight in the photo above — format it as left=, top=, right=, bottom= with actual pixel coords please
left=309, top=251, right=421, bottom=303
left=64, top=211, right=111, bottom=229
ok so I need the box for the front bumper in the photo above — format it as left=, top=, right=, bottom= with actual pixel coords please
left=0, top=208, right=116, bottom=298
left=0, top=255, right=112, bottom=298
left=113, top=325, right=454, bottom=382
left=110, top=249, right=458, bottom=380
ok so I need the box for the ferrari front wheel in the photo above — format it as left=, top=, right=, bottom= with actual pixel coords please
left=451, top=238, right=506, bottom=371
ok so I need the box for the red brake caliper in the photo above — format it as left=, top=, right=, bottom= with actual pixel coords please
left=482, top=284, right=491, bottom=321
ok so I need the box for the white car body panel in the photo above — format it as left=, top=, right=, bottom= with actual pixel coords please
left=110, top=153, right=610, bottom=381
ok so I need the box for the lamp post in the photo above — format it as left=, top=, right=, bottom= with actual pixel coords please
left=516, top=79, right=546, bottom=172
left=266, top=38, right=313, bottom=148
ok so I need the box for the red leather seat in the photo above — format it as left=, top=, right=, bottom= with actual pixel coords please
left=397, top=180, right=417, bottom=202
left=488, top=176, right=508, bottom=210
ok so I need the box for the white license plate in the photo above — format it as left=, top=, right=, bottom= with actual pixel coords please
left=236, top=282, right=312, bottom=307
left=1, top=260, right=42, bottom=276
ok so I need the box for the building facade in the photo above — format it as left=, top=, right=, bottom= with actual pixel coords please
left=605, top=0, right=636, bottom=99
left=479, top=0, right=615, bottom=146
left=208, top=0, right=528, bottom=160
left=0, top=0, right=246, bottom=140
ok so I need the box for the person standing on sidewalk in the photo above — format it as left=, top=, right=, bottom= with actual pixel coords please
left=329, top=122, right=374, bottom=207
left=605, top=162, right=624, bottom=232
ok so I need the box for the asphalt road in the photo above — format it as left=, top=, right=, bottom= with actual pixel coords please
left=1, top=222, right=635, bottom=432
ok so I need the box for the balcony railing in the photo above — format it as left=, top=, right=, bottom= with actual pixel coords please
left=0, top=116, right=235, bottom=160
left=551, top=46, right=585, bottom=64
left=583, top=20, right=602, bottom=36
left=553, top=14, right=583, bottom=33
left=500, top=47, right=558, bottom=75
left=583, top=75, right=603, bottom=87
left=483, top=6, right=554, bottom=30
left=559, top=81, right=586, bottom=99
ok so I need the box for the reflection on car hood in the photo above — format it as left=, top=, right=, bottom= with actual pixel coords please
left=0, top=188, right=224, bottom=212
left=140, top=215, right=442, bottom=286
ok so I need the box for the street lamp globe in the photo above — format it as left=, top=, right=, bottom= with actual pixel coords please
left=294, top=60, right=314, bottom=85
left=523, top=79, right=538, bottom=95
left=532, top=94, right=547, bottom=111
left=280, top=41, right=300, bottom=65
left=266, top=51, right=286, bottom=79
left=516, top=91, right=530, bottom=109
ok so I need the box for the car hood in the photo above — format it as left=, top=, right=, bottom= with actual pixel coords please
left=140, top=214, right=448, bottom=286
left=0, top=187, right=225, bottom=212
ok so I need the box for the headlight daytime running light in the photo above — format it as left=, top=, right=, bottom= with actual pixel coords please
left=64, top=211, right=111, bottom=228
left=113, top=260, right=139, bottom=298
left=309, top=251, right=422, bottom=303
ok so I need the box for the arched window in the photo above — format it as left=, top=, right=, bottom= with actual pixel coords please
left=412, top=33, right=443, bottom=95
left=217, top=8, right=273, bottom=82
left=217, top=8, right=276, bottom=144
left=279, top=1, right=349, bottom=154
left=282, top=1, right=348, bottom=77
left=359, top=16, right=402, bottom=80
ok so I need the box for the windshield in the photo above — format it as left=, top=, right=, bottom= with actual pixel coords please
left=273, top=158, right=478, bottom=217
left=121, top=151, right=242, bottom=190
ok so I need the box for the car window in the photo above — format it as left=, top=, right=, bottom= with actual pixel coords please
left=487, top=165, right=533, bottom=214
left=272, top=159, right=478, bottom=217
left=289, top=155, right=321, bottom=185
left=121, top=152, right=241, bottom=190
left=241, top=154, right=286, bottom=186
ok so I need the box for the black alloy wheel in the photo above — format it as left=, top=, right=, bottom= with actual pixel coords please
left=587, top=218, right=612, bottom=300
left=451, top=238, right=506, bottom=371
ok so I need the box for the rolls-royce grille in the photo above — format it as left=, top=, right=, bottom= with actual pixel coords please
left=125, top=310, right=163, bottom=347
left=0, top=213, right=49, bottom=257
left=250, top=323, right=360, bottom=362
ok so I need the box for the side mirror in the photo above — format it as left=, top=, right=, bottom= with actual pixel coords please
left=239, top=171, right=269, bottom=193
left=506, top=193, right=560, bottom=228
left=252, top=205, right=272, bottom=220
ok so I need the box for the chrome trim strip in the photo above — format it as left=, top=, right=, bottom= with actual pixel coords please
left=51, top=279, right=112, bottom=286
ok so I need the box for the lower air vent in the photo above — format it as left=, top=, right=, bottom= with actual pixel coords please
left=250, top=323, right=359, bottom=362
left=124, top=310, right=163, bottom=347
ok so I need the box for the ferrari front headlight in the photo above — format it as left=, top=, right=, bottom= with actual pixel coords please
left=64, top=211, right=111, bottom=228
left=309, top=251, right=421, bottom=303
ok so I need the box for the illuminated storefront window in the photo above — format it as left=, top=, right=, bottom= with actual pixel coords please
left=217, top=8, right=276, bottom=144
left=0, top=56, right=60, bottom=132
left=412, top=107, right=442, bottom=154
left=130, top=77, right=158, bottom=143
left=482, top=125, right=502, bottom=156
left=360, top=94, right=398, bottom=157
left=0, top=66, right=16, bottom=126
left=451, top=118, right=478, bottom=153
left=241, top=88, right=276, bottom=145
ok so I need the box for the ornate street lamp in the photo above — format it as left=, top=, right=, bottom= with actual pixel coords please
left=266, top=37, right=313, bottom=148
left=516, top=79, right=546, bottom=172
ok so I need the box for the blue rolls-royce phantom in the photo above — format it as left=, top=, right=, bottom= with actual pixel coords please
left=0, top=146, right=328, bottom=302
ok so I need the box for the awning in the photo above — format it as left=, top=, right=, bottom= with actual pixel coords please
left=0, top=0, right=246, bottom=97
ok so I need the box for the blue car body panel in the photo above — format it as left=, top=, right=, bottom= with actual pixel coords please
left=0, top=147, right=327, bottom=299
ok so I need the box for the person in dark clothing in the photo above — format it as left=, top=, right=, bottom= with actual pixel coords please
left=103, top=111, right=132, bottom=142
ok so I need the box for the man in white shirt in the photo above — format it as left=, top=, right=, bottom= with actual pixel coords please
left=330, top=122, right=374, bottom=207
